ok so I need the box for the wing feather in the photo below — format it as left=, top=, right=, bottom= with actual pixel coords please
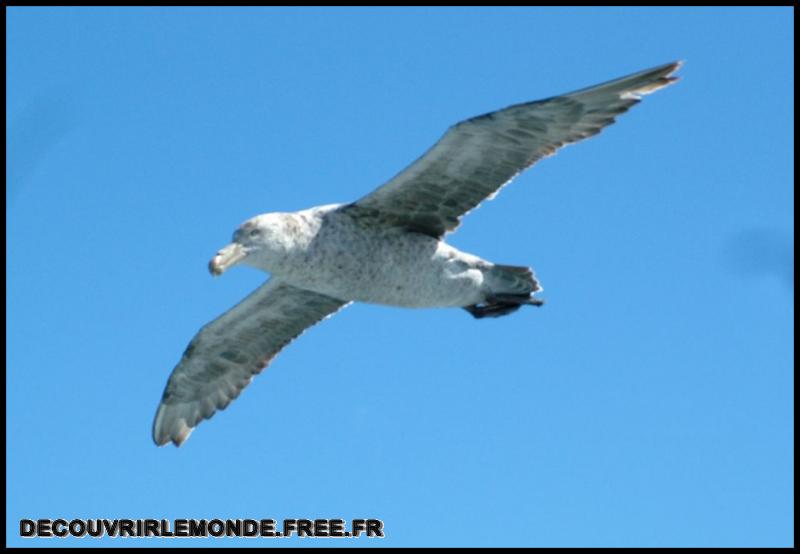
left=152, top=279, right=349, bottom=447
left=346, top=61, right=681, bottom=237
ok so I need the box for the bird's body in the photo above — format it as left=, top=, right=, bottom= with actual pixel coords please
left=153, top=61, right=682, bottom=447
left=233, top=204, right=514, bottom=308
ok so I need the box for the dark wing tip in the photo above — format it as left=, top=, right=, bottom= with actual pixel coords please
left=662, top=60, right=684, bottom=86
left=662, top=59, right=684, bottom=72
left=646, top=60, right=684, bottom=78
left=622, top=60, right=683, bottom=97
left=661, top=59, right=683, bottom=82
left=152, top=404, right=194, bottom=447
left=565, top=60, right=683, bottom=103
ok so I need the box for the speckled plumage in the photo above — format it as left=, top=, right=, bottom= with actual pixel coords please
left=153, top=62, right=681, bottom=447
left=239, top=204, right=494, bottom=308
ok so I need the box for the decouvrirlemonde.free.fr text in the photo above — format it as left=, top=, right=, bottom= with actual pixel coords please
left=20, top=518, right=384, bottom=539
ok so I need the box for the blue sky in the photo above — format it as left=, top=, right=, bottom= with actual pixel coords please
left=6, top=7, right=793, bottom=547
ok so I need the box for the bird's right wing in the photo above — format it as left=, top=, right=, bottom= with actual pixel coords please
left=152, top=279, right=349, bottom=447
left=345, top=62, right=681, bottom=238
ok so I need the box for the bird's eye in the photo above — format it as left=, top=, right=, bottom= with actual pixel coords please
left=249, top=229, right=261, bottom=238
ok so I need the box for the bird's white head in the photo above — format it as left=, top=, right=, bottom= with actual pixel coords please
left=208, top=214, right=291, bottom=276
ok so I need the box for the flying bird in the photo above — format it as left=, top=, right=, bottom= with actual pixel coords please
left=153, top=61, right=681, bottom=447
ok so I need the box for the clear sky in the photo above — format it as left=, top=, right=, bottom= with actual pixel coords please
left=6, top=7, right=793, bottom=548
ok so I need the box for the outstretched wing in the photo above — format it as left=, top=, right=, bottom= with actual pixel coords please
left=152, top=279, right=349, bottom=447
left=346, top=61, right=681, bottom=238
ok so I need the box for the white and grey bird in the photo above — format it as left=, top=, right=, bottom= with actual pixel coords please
left=153, top=62, right=681, bottom=447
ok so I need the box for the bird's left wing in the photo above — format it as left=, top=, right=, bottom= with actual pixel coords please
left=345, top=61, right=681, bottom=238
left=152, top=279, right=349, bottom=447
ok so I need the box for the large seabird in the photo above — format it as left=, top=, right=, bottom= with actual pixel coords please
left=153, top=62, right=681, bottom=447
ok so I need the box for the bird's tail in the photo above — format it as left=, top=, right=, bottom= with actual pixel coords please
left=487, top=264, right=542, bottom=296
left=464, top=264, right=543, bottom=319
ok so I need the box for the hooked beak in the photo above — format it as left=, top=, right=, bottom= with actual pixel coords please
left=209, top=243, right=247, bottom=276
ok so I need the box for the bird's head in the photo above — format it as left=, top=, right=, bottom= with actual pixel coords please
left=208, top=214, right=288, bottom=276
